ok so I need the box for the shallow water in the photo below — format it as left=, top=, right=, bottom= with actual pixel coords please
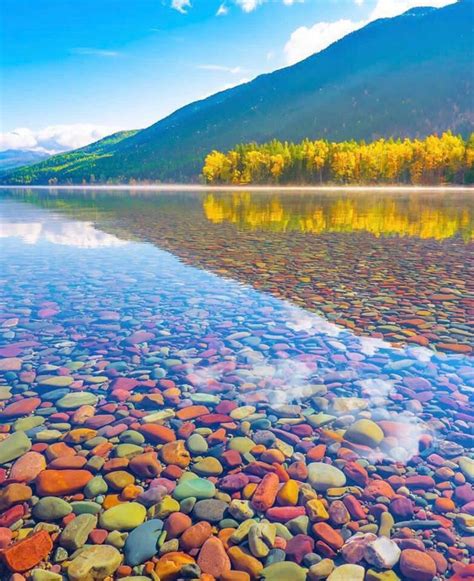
left=0, top=188, right=473, bottom=578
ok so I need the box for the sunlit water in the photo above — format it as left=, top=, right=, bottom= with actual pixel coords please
left=1, top=190, right=472, bottom=463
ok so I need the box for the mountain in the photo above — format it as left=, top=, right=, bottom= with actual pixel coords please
left=0, top=149, right=50, bottom=172
left=3, top=130, right=139, bottom=184
left=4, top=0, right=473, bottom=185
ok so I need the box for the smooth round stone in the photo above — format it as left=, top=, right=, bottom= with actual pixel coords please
left=0, top=430, right=32, bottom=465
left=38, top=376, right=74, bottom=387
left=56, top=392, right=98, bottom=410
left=119, top=430, right=145, bottom=445
left=33, top=497, right=72, bottom=521
left=193, top=499, right=228, bottom=522
left=173, top=478, right=216, bottom=501
left=187, top=434, right=208, bottom=454
left=193, top=457, right=223, bottom=476
left=124, top=519, right=164, bottom=566
left=261, top=561, right=307, bottom=581
left=10, top=451, right=46, bottom=482
left=67, top=545, right=122, bottom=581
left=84, top=476, right=108, bottom=498
left=35, top=429, right=62, bottom=442
left=229, top=437, right=255, bottom=453
left=13, top=416, right=45, bottom=432
left=345, top=420, right=384, bottom=448
left=99, top=502, right=146, bottom=531
left=71, top=501, right=102, bottom=515
left=308, top=463, right=347, bottom=492
left=114, top=444, right=144, bottom=458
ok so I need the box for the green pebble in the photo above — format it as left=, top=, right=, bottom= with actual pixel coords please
left=261, top=561, right=307, bottom=581
left=187, top=433, right=208, bottom=454
left=13, top=416, right=45, bottom=432
left=173, top=477, right=216, bottom=501
left=38, top=375, right=74, bottom=387
left=0, top=430, right=31, bottom=465
left=84, top=476, right=108, bottom=498
left=71, top=501, right=102, bottom=515
left=56, top=392, right=97, bottom=409
left=119, top=430, right=145, bottom=445
left=33, top=497, right=72, bottom=521
left=114, top=443, right=144, bottom=458
left=229, top=436, right=255, bottom=454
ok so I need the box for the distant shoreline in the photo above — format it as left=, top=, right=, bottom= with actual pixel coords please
left=1, top=184, right=473, bottom=193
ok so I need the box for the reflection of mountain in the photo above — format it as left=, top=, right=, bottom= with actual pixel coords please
left=0, top=201, right=127, bottom=248
left=3, top=188, right=473, bottom=352
left=203, top=193, right=474, bottom=241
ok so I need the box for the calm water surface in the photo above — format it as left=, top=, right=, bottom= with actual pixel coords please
left=0, top=187, right=473, bottom=577
left=1, top=188, right=472, bottom=451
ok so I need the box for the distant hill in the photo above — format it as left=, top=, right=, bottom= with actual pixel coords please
left=3, top=130, right=139, bottom=184
left=0, top=149, right=50, bottom=172
left=4, top=0, right=473, bottom=185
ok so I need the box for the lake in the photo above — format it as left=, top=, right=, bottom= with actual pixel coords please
left=0, top=187, right=473, bottom=579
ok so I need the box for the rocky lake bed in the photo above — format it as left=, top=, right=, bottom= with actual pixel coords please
left=0, top=189, right=472, bottom=580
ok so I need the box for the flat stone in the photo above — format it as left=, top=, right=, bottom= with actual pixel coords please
left=124, top=519, right=163, bottom=566
left=308, top=462, right=347, bottom=491
left=99, top=502, right=146, bottom=531
left=59, top=513, right=98, bottom=550
left=0, top=430, right=32, bottom=465
left=33, top=497, right=72, bottom=521
left=67, top=545, right=122, bottom=581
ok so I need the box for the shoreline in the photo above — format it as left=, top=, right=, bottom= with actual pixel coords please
left=1, top=183, right=473, bottom=193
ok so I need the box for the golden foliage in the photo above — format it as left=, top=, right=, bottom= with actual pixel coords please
left=202, top=132, right=474, bottom=185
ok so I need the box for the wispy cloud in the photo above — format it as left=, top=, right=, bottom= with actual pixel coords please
left=0, top=124, right=121, bottom=154
left=71, top=47, right=120, bottom=58
left=284, top=19, right=364, bottom=65
left=171, top=0, right=191, bottom=13
left=217, top=3, right=229, bottom=15
left=198, top=64, right=245, bottom=74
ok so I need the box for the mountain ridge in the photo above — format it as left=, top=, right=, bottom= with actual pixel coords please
left=4, top=0, right=473, bottom=184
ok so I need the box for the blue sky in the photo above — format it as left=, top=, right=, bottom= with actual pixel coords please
left=1, top=0, right=455, bottom=152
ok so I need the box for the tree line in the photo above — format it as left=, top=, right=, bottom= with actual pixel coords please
left=202, top=132, right=474, bottom=185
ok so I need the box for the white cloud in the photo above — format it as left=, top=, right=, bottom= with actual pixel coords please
left=71, top=47, right=120, bottom=57
left=216, top=3, right=229, bottom=15
left=235, top=0, right=262, bottom=11
left=284, top=19, right=365, bottom=64
left=0, top=124, right=120, bottom=154
left=235, top=0, right=303, bottom=11
left=198, top=64, right=245, bottom=74
left=171, top=0, right=191, bottom=14
left=284, top=0, right=455, bottom=64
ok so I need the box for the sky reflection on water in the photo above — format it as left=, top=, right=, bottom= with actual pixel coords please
left=1, top=194, right=472, bottom=465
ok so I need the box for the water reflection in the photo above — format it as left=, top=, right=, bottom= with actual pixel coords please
left=0, top=200, right=127, bottom=248
left=2, top=187, right=472, bottom=352
left=1, top=198, right=471, bottom=468
left=203, top=192, right=474, bottom=240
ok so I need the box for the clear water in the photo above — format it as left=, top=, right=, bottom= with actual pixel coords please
left=1, top=189, right=472, bottom=463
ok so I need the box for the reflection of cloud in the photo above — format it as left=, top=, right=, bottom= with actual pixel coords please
left=0, top=202, right=127, bottom=248
left=1, top=222, right=127, bottom=248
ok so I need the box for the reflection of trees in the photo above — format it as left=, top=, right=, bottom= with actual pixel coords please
left=203, top=193, right=473, bottom=241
